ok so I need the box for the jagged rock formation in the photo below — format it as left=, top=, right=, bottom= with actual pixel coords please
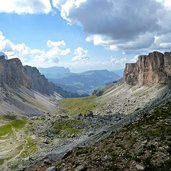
left=0, top=57, right=56, bottom=95
left=0, top=58, right=32, bottom=88
left=0, top=54, right=79, bottom=97
left=124, top=51, right=171, bottom=86
left=24, top=65, right=56, bottom=95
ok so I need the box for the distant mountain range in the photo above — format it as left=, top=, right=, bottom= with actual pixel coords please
left=38, top=66, right=71, bottom=79
left=38, top=67, right=121, bottom=95
left=113, top=69, right=124, bottom=77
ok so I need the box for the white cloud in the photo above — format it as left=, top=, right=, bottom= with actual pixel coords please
left=161, top=0, right=171, bottom=10
left=0, top=0, right=51, bottom=14
left=47, top=40, right=66, bottom=48
left=46, top=40, right=70, bottom=58
left=0, top=31, right=70, bottom=65
left=53, top=0, right=171, bottom=52
left=72, top=47, right=89, bottom=61
left=52, top=0, right=87, bottom=22
left=111, top=55, right=138, bottom=67
left=111, top=57, right=128, bottom=67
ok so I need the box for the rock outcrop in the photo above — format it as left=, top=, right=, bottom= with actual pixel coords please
left=24, top=65, right=56, bottom=95
left=124, top=51, right=171, bottom=86
left=0, top=53, right=78, bottom=97
left=0, top=58, right=32, bottom=88
left=0, top=57, right=56, bottom=94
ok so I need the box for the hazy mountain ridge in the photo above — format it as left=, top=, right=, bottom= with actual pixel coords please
left=38, top=66, right=71, bottom=79
left=39, top=67, right=120, bottom=95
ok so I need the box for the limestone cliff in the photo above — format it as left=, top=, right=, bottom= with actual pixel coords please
left=0, top=58, right=31, bottom=88
left=0, top=54, right=78, bottom=97
left=24, top=65, right=56, bottom=95
left=124, top=51, right=171, bottom=86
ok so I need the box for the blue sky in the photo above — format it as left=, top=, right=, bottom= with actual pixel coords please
left=0, top=0, right=171, bottom=72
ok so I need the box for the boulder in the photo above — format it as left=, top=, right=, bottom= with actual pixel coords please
left=45, top=166, right=57, bottom=171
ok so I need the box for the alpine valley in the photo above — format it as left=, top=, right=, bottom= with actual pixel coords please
left=0, top=51, right=171, bottom=171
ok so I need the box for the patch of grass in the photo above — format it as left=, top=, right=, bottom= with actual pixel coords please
left=61, top=96, right=97, bottom=115
left=54, top=118, right=83, bottom=137
left=0, top=124, right=12, bottom=137
left=0, top=119, right=27, bottom=137
left=0, top=159, right=5, bottom=165
left=19, top=137, right=37, bottom=158
left=11, top=119, right=27, bottom=129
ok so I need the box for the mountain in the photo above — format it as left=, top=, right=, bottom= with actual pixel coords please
left=124, top=51, right=171, bottom=86
left=39, top=68, right=121, bottom=95
left=2, top=51, right=171, bottom=170
left=113, top=69, right=124, bottom=77
left=0, top=53, right=78, bottom=116
left=38, top=66, right=71, bottom=79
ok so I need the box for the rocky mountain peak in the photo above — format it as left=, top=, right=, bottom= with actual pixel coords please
left=0, top=57, right=32, bottom=88
left=124, top=51, right=171, bottom=86
left=0, top=53, right=62, bottom=95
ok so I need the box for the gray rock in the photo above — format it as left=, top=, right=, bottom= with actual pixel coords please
left=136, top=163, right=145, bottom=170
left=45, top=166, right=56, bottom=171
left=75, top=165, right=86, bottom=171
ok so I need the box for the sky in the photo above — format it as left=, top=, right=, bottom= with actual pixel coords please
left=0, top=0, right=171, bottom=72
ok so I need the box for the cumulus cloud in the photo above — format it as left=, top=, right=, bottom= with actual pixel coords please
left=0, top=0, right=51, bottom=14
left=111, top=57, right=128, bottom=66
left=53, top=0, right=171, bottom=51
left=0, top=31, right=70, bottom=65
left=111, top=55, right=138, bottom=67
left=72, top=47, right=89, bottom=61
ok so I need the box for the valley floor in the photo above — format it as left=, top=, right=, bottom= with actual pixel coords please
left=0, top=83, right=171, bottom=170
left=25, top=96, right=171, bottom=171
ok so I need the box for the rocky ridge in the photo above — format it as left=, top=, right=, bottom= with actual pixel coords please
left=0, top=54, right=56, bottom=95
left=0, top=53, right=78, bottom=97
left=124, top=51, right=171, bottom=86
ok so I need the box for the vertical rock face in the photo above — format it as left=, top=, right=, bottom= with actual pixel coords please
left=124, top=51, right=171, bottom=86
left=0, top=58, right=31, bottom=88
left=0, top=54, right=79, bottom=97
left=164, top=52, right=171, bottom=76
left=124, top=63, right=139, bottom=85
left=0, top=56, right=59, bottom=95
left=24, top=66, right=56, bottom=95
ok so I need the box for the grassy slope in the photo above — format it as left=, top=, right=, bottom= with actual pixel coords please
left=48, top=100, right=171, bottom=170
left=60, top=96, right=98, bottom=115
left=53, top=118, right=84, bottom=138
left=0, top=116, right=37, bottom=168
left=0, top=118, right=27, bottom=137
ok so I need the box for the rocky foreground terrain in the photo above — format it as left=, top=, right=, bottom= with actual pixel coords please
left=0, top=51, right=171, bottom=170
left=26, top=96, right=171, bottom=171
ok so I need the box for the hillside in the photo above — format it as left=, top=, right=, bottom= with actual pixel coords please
left=0, top=53, right=78, bottom=117
left=28, top=97, right=171, bottom=171
left=33, top=97, right=171, bottom=171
